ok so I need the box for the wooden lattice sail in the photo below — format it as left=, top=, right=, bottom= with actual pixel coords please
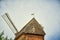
left=2, top=13, right=18, bottom=34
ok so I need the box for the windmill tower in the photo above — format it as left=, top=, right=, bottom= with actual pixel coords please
left=2, top=13, right=18, bottom=34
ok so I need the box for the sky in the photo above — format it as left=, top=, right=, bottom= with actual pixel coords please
left=0, top=0, right=60, bottom=40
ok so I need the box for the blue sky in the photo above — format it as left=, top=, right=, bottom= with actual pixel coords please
left=0, top=0, right=60, bottom=40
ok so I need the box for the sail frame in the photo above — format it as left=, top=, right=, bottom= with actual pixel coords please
left=2, top=13, right=18, bottom=34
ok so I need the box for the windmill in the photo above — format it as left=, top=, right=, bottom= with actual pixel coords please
left=2, top=13, right=45, bottom=40
left=2, top=13, right=18, bottom=35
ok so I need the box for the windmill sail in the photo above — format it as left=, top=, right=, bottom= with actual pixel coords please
left=2, top=13, right=18, bottom=34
